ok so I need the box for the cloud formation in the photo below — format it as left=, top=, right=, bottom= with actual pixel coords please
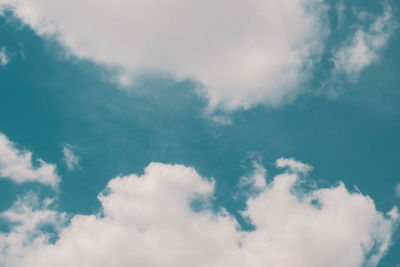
left=276, top=157, right=313, bottom=174
left=336, top=0, right=345, bottom=28
left=0, top=132, right=60, bottom=187
left=333, top=3, right=394, bottom=82
left=0, top=193, right=66, bottom=266
left=62, top=144, right=79, bottom=170
left=0, top=160, right=397, bottom=267
left=0, top=0, right=328, bottom=110
left=0, top=46, right=9, bottom=66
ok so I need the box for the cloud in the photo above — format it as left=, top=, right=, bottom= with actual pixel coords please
left=396, top=183, right=400, bottom=199
left=62, top=144, right=79, bottom=170
left=336, top=0, right=345, bottom=28
left=276, top=157, right=313, bottom=174
left=0, top=0, right=329, bottom=110
left=0, top=46, right=9, bottom=66
left=0, top=193, right=67, bottom=266
left=0, top=132, right=60, bottom=188
left=239, top=160, right=267, bottom=190
left=332, top=3, right=394, bottom=82
left=0, top=160, right=397, bottom=267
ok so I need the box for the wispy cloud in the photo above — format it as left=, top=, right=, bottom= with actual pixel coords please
left=396, top=183, right=400, bottom=199
left=332, top=3, right=395, bottom=82
left=62, top=144, right=79, bottom=170
left=0, top=46, right=9, bottom=66
left=336, top=0, right=346, bottom=28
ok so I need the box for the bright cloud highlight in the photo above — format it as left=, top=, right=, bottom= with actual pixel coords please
left=0, top=160, right=397, bottom=267
left=0, top=0, right=328, bottom=110
left=0, top=132, right=60, bottom=187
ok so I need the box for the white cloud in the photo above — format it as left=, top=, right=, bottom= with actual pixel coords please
left=0, top=0, right=329, bottom=110
left=276, top=157, right=313, bottom=174
left=238, top=160, right=267, bottom=191
left=0, top=46, right=9, bottom=66
left=333, top=3, right=394, bottom=82
left=0, top=132, right=60, bottom=188
left=0, top=160, right=397, bottom=267
left=0, top=193, right=67, bottom=266
left=62, top=144, right=79, bottom=170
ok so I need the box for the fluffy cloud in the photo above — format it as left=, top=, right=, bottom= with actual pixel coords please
left=0, top=160, right=397, bottom=267
left=333, top=3, right=394, bottom=82
left=0, top=46, right=9, bottom=66
left=0, top=0, right=328, bottom=110
left=0, top=132, right=60, bottom=187
left=62, top=144, right=79, bottom=170
left=0, top=193, right=67, bottom=266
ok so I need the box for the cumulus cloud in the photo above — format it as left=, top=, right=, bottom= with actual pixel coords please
left=0, top=193, right=67, bottom=266
left=332, top=3, right=394, bottom=82
left=0, top=0, right=329, bottom=110
left=62, top=144, right=79, bottom=170
left=0, top=160, right=397, bottom=267
left=0, top=132, right=60, bottom=187
left=0, top=46, right=9, bottom=66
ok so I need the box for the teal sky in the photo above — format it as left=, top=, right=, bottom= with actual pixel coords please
left=0, top=1, right=399, bottom=266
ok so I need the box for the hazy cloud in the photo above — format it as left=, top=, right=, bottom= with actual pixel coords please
left=62, top=144, right=79, bottom=170
left=333, top=3, right=394, bottom=82
left=0, top=46, right=9, bottom=66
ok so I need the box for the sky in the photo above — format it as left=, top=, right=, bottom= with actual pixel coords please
left=0, top=0, right=399, bottom=266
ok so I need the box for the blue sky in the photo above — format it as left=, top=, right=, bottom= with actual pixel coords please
left=0, top=0, right=399, bottom=266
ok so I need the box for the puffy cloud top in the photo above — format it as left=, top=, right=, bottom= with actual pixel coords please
left=0, top=0, right=328, bottom=110
left=0, top=160, right=397, bottom=267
